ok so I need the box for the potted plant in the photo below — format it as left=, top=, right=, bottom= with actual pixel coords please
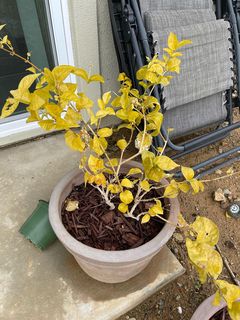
left=191, top=294, right=240, bottom=320
left=1, top=26, right=240, bottom=319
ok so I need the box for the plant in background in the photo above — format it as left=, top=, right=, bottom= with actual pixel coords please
left=0, top=25, right=239, bottom=319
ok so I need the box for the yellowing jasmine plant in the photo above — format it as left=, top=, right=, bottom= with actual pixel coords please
left=0, top=26, right=239, bottom=319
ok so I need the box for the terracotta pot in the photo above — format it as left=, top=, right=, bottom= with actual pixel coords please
left=49, top=161, right=179, bottom=283
left=191, top=295, right=227, bottom=320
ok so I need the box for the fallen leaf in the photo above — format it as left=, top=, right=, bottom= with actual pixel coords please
left=66, top=200, right=79, bottom=212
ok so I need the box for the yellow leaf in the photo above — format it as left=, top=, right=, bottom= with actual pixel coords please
left=168, top=32, right=178, bottom=51
left=97, top=127, right=113, bottom=138
left=88, top=155, right=104, bottom=174
left=26, top=110, right=40, bottom=123
left=66, top=200, right=79, bottom=212
left=182, top=166, right=195, bottom=181
left=164, top=180, right=179, bottom=198
left=155, top=155, right=179, bottom=171
left=117, top=139, right=128, bottom=150
left=26, top=67, right=36, bottom=74
left=118, top=203, right=128, bottom=213
left=0, top=100, right=19, bottom=118
left=178, top=181, right=190, bottom=193
left=127, top=168, right=143, bottom=176
left=135, top=132, right=152, bottom=151
left=190, top=179, right=204, bottom=194
left=10, top=88, right=31, bottom=104
left=106, top=158, right=119, bottom=167
left=38, top=120, right=56, bottom=131
left=178, top=213, right=188, bottom=228
left=76, top=93, right=93, bottom=110
left=121, top=178, right=134, bottom=189
left=142, top=150, right=165, bottom=182
left=96, top=107, right=115, bottom=118
left=215, top=280, right=240, bottom=309
left=142, top=214, right=151, bottom=224
left=186, top=239, right=223, bottom=282
left=73, top=68, right=88, bottom=82
left=88, top=74, right=104, bottom=84
left=0, top=24, right=6, bottom=31
left=102, top=91, right=111, bottom=105
left=140, top=180, right=150, bottom=191
left=213, top=290, right=222, bottom=306
left=94, top=173, right=107, bottom=186
left=64, top=107, right=82, bottom=125
left=18, top=73, right=40, bottom=91
left=178, top=39, right=192, bottom=48
left=229, top=301, right=240, bottom=320
left=65, top=130, right=85, bottom=152
left=52, top=65, right=75, bottom=82
left=149, top=200, right=163, bottom=216
left=190, top=216, right=219, bottom=246
left=120, top=190, right=134, bottom=205
left=108, top=184, right=122, bottom=194
left=28, top=92, right=45, bottom=111
left=146, top=111, right=163, bottom=136
left=90, top=136, right=108, bottom=156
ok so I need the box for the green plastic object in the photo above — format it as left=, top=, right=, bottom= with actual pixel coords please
left=19, top=200, right=57, bottom=250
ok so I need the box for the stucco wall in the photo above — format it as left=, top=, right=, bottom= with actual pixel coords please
left=67, top=0, right=119, bottom=99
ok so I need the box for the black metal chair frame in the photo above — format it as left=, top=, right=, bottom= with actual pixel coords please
left=108, top=0, right=240, bottom=177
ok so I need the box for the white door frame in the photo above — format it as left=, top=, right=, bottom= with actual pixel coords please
left=0, top=0, right=75, bottom=145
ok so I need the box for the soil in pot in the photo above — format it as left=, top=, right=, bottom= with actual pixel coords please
left=210, top=307, right=231, bottom=320
left=61, top=181, right=169, bottom=251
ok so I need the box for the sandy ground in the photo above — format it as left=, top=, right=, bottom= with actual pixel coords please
left=116, top=112, right=240, bottom=320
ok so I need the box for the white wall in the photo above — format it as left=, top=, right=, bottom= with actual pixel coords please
left=67, top=0, right=119, bottom=99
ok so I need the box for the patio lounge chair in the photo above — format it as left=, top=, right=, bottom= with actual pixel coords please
left=108, top=0, right=240, bottom=177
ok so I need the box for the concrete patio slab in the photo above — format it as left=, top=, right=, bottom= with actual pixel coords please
left=0, top=134, right=184, bottom=320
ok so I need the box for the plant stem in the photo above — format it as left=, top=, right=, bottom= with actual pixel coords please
left=0, top=46, right=42, bottom=73
left=216, top=245, right=240, bottom=286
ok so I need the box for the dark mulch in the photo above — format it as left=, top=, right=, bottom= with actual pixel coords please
left=210, top=308, right=231, bottom=320
left=61, top=182, right=168, bottom=251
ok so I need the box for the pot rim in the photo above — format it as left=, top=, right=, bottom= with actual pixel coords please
left=191, top=294, right=240, bottom=319
left=191, top=295, right=227, bottom=319
left=49, top=161, right=179, bottom=264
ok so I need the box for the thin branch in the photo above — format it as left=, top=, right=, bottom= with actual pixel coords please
left=216, top=245, right=240, bottom=286
left=0, top=46, right=42, bottom=73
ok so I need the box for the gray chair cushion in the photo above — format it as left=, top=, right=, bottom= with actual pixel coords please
left=163, top=93, right=227, bottom=138
left=145, top=9, right=216, bottom=31
left=148, top=20, right=233, bottom=109
left=139, top=0, right=214, bottom=15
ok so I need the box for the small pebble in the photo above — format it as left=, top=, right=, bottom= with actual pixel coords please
left=176, top=295, right=181, bottom=301
left=173, top=248, right=179, bottom=254
left=177, top=306, right=183, bottom=314
left=173, top=233, right=184, bottom=244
